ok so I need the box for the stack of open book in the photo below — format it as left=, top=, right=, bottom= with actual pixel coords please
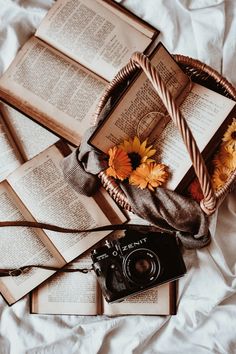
left=0, top=0, right=177, bottom=316
left=0, top=0, right=235, bottom=316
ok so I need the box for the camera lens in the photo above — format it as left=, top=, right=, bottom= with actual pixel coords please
left=123, top=248, right=161, bottom=286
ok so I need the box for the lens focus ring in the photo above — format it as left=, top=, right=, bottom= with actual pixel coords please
left=123, top=248, right=161, bottom=286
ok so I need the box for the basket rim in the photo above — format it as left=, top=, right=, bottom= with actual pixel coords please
left=173, top=54, right=236, bottom=100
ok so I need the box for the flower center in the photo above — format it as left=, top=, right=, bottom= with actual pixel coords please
left=220, top=172, right=228, bottom=181
left=231, top=131, right=236, bottom=140
left=128, top=152, right=141, bottom=169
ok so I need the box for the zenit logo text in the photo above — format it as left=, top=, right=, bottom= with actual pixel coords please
left=122, top=237, right=148, bottom=251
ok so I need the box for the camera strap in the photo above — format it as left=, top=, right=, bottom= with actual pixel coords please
left=0, top=265, right=94, bottom=277
left=0, top=220, right=162, bottom=277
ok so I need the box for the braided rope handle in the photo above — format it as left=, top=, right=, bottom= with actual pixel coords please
left=94, top=52, right=230, bottom=215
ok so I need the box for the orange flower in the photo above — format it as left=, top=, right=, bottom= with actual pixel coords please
left=188, top=179, right=204, bottom=202
left=211, top=164, right=232, bottom=191
left=106, top=146, right=132, bottom=180
left=129, top=162, right=169, bottom=191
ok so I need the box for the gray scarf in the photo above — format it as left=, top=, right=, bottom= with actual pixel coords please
left=61, top=126, right=210, bottom=249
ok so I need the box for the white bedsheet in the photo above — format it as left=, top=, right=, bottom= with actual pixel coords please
left=0, top=1, right=236, bottom=353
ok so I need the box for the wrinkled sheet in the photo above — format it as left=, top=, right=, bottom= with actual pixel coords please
left=0, top=0, right=236, bottom=353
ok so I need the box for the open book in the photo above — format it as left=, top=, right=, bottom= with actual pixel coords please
left=0, top=103, right=58, bottom=182
left=0, top=142, right=127, bottom=305
left=89, top=43, right=236, bottom=191
left=31, top=251, right=176, bottom=316
left=0, top=0, right=159, bottom=146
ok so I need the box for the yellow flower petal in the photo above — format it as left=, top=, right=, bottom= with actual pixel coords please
left=224, top=141, right=236, bottom=154
left=133, top=136, right=140, bottom=152
left=120, top=136, right=157, bottom=168
left=217, top=148, right=236, bottom=171
left=222, top=118, right=236, bottom=147
left=129, top=162, right=169, bottom=190
left=123, top=140, right=131, bottom=153
left=145, top=149, right=156, bottom=158
left=139, top=140, right=148, bottom=154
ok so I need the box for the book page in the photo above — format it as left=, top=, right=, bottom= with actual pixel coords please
left=0, top=114, right=23, bottom=181
left=0, top=36, right=107, bottom=145
left=31, top=252, right=101, bottom=315
left=35, top=0, right=152, bottom=81
left=89, top=43, right=189, bottom=151
left=7, top=144, right=127, bottom=263
left=0, top=181, right=65, bottom=305
left=103, top=282, right=174, bottom=316
left=1, top=103, right=58, bottom=161
left=156, top=83, right=236, bottom=190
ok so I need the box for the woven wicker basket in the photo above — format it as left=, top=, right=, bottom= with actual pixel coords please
left=94, top=52, right=236, bottom=216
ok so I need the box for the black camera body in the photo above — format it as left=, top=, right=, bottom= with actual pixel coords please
left=91, top=230, right=186, bottom=303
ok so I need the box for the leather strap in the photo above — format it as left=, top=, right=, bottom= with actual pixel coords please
left=0, top=220, right=164, bottom=277
left=0, top=220, right=133, bottom=233
left=0, top=265, right=93, bottom=277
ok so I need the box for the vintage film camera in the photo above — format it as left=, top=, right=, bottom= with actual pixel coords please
left=91, top=229, right=186, bottom=303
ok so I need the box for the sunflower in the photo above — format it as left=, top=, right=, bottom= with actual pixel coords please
left=222, top=118, right=236, bottom=152
left=120, top=136, right=156, bottom=170
left=129, top=162, right=169, bottom=191
left=188, top=178, right=204, bottom=202
left=106, top=146, right=132, bottom=180
left=211, top=164, right=232, bottom=191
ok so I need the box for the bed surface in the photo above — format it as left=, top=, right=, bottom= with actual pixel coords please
left=0, top=1, right=236, bottom=353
